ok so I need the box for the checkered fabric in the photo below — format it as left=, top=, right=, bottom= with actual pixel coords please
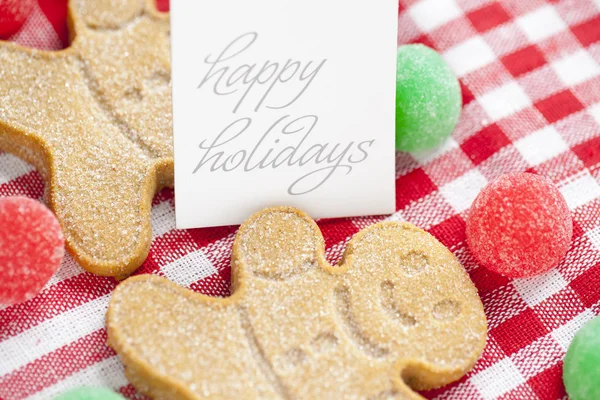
left=0, top=0, right=599, bottom=398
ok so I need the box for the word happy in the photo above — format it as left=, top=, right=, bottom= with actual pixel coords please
left=193, top=32, right=376, bottom=195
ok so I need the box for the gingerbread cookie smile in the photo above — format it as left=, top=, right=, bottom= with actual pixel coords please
left=0, top=0, right=171, bottom=277
left=107, top=207, right=487, bottom=399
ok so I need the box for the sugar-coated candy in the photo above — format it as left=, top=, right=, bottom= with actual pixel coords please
left=0, top=196, right=65, bottom=305
left=0, top=0, right=35, bottom=38
left=54, top=387, right=125, bottom=400
left=563, top=316, right=600, bottom=400
left=466, top=173, right=572, bottom=278
left=395, top=44, right=462, bottom=152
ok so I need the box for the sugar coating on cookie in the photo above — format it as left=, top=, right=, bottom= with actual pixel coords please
left=466, top=172, right=572, bottom=278
left=395, top=44, right=462, bottom=152
left=0, top=196, right=64, bottom=305
left=107, top=207, right=487, bottom=399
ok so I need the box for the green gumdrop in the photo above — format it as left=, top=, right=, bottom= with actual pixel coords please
left=54, top=387, right=125, bottom=400
left=564, top=316, right=600, bottom=400
left=395, top=44, right=462, bottom=152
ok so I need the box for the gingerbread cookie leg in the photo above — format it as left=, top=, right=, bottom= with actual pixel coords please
left=107, top=207, right=487, bottom=399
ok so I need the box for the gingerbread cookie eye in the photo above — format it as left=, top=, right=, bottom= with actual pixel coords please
left=73, top=0, right=143, bottom=29
left=236, top=209, right=323, bottom=280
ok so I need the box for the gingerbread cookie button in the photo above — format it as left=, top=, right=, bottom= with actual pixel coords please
left=107, top=207, right=487, bottom=399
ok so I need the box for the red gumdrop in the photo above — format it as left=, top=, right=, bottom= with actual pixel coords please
left=0, top=0, right=35, bottom=39
left=0, top=196, right=65, bottom=305
left=466, top=172, right=572, bottom=278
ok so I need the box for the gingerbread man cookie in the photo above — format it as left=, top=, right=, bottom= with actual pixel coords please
left=107, top=207, right=487, bottom=399
left=0, top=0, right=171, bottom=277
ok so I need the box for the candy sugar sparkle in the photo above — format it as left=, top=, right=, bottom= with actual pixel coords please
left=395, top=44, right=462, bottom=152
left=0, top=196, right=65, bottom=305
left=563, top=316, right=600, bottom=400
left=466, top=173, right=572, bottom=278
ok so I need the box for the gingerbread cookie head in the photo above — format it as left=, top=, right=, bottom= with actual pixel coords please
left=0, top=0, right=171, bottom=277
left=107, top=207, right=487, bottom=399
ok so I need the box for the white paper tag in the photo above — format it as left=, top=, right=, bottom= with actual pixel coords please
left=171, top=0, right=398, bottom=228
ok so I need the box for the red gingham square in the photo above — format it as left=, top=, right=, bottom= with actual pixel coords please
left=492, top=308, right=549, bottom=356
left=573, top=136, right=600, bottom=168
left=535, top=90, right=586, bottom=123
left=571, top=15, right=600, bottom=47
left=469, top=266, right=511, bottom=298
left=527, top=363, right=568, bottom=400
left=428, top=214, right=467, bottom=249
left=318, top=218, right=361, bottom=249
left=461, top=124, right=512, bottom=165
left=501, top=45, right=547, bottom=77
left=467, top=2, right=512, bottom=33
left=395, top=167, right=438, bottom=209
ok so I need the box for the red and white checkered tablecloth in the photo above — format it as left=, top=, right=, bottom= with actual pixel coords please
left=1, top=0, right=599, bottom=398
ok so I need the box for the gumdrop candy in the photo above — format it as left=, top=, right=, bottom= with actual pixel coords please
left=563, top=316, right=600, bottom=400
left=0, top=196, right=64, bottom=305
left=54, top=387, right=125, bottom=400
left=395, top=44, right=462, bottom=152
left=466, top=172, right=572, bottom=278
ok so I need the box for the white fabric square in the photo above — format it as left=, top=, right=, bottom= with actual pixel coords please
left=408, top=0, right=462, bottom=32
left=478, top=82, right=532, bottom=121
left=514, top=126, right=569, bottom=166
left=516, top=5, right=568, bottom=42
left=0, top=152, right=34, bottom=185
left=513, top=269, right=568, bottom=306
left=589, top=102, right=600, bottom=125
left=586, top=227, right=600, bottom=252
left=552, top=309, right=595, bottom=351
left=444, top=37, right=497, bottom=77
left=552, top=50, right=600, bottom=86
left=161, top=250, right=217, bottom=287
left=439, top=170, right=488, bottom=213
left=471, top=358, right=526, bottom=399
left=151, top=200, right=177, bottom=238
left=46, top=254, right=84, bottom=287
left=559, top=171, right=600, bottom=210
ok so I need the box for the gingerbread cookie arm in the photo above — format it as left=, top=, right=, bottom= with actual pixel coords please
left=107, top=207, right=487, bottom=399
left=0, top=0, right=175, bottom=277
left=338, top=222, right=487, bottom=393
left=0, top=42, right=159, bottom=277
